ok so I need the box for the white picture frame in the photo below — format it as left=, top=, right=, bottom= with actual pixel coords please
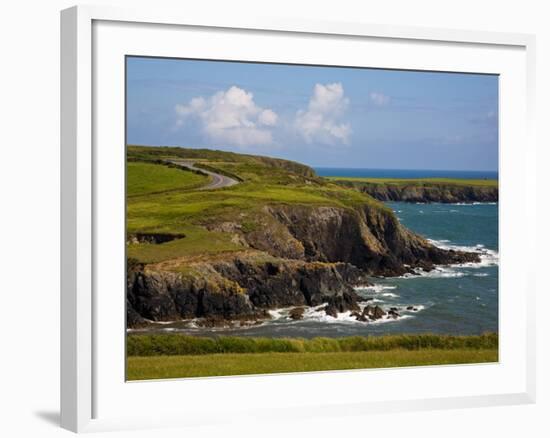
left=60, top=4, right=537, bottom=433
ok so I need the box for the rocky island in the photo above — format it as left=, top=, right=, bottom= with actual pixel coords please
left=126, top=146, right=481, bottom=328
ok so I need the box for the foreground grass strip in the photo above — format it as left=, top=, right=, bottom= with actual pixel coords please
left=126, top=333, right=498, bottom=356
left=127, top=349, right=498, bottom=380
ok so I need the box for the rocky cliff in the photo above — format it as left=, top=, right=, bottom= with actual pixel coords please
left=126, top=146, right=485, bottom=327
left=335, top=181, right=498, bottom=203
left=242, top=204, right=478, bottom=274
left=127, top=255, right=366, bottom=327
left=127, top=202, right=479, bottom=327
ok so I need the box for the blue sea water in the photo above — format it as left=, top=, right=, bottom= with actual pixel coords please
left=160, top=201, right=498, bottom=338
left=315, top=167, right=498, bottom=180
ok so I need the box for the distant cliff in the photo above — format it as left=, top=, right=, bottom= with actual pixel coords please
left=333, top=180, right=498, bottom=203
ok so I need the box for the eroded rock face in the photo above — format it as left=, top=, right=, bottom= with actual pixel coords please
left=340, top=182, right=498, bottom=204
left=243, top=204, right=479, bottom=277
left=127, top=263, right=257, bottom=323
left=127, top=202, right=480, bottom=327
left=127, top=256, right=367, bottom=327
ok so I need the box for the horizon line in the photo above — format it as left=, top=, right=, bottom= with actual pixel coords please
left=312, top=165, right=498, bottom=172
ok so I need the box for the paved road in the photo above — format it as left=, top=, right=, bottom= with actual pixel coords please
left=168, top=160, right=239, bottom=190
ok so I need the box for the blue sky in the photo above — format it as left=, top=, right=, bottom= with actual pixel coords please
left=126, top=57, right=498, bottom=171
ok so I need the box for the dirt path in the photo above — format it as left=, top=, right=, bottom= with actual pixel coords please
left=168, top=160, right=239, bottom=190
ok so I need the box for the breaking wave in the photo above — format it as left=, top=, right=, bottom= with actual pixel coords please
left=267, top=302, right=419, bottom=326
left=428, top=239, right=499, bottom=268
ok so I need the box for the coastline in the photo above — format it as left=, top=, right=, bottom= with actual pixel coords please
left=126, top=147, right=498, bottom=339
left=329, top=178, right=498, bottom=204
left=127, top=229, right=499, bottom=336
left=128, top=200, right=498, bottom=337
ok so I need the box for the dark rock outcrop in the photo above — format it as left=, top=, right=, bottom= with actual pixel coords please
left=127, top=256, right=367, bottom=327
left=127, top=263, right=257, bottom=323
left=127, top=233, right=185, bottom=245
left=244, top=204, right=479, bottom=277
left=127, top=199, right=480, bottom=327
left=362, top=304, right=386, bottom=321
left=289, top=307, right=306, bottom=320
left=388, top=309, right=400, bottom=319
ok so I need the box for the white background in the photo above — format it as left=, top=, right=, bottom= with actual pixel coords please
left=0, top=0, right=547, bottom=437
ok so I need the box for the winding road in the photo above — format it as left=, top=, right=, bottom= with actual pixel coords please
left=168, top=160, right=239, bottom=190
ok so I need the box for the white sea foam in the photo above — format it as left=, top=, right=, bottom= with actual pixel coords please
left=265, top=301, right=418, bottom=326
left=404, top=304, right=425, bottom=312
left=368, top=314, right=413, bottom=324
left=267, top=308, right=286, bottom=320
left=355, top=284, right=397, bottom=293
left=427, top=239, right=499, bottom=269
left=450, top=202, right=497, bottom=206
left=381, top=292, right=400, bottom=298
left=399, top=266, right=466, bottom=279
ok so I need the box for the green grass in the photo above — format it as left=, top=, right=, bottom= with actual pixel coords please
left=127, top=226, right=242, bottom=263
left=127, top=176, right=386, bottom=235
left=127, top=333, right=498, bottom=356
left=127, top=145, right=316, bottom=179
left=127, top=349, right=498, bottom=380
left=126, top=146, right=391, bottom=264
left=326, top=176, right=498, bottom=187
left=127, top=161, right=211, bottom=197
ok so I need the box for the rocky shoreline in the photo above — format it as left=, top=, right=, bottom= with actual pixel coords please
left=127, top=202, right=480, bottom=328
left=334, top=181, right=498, bottom=204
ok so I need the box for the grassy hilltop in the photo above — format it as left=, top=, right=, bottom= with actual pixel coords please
left=127, top=145, right=385, bottom=265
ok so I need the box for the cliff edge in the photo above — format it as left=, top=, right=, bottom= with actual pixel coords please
left=126, top=146, right=480, bottom=327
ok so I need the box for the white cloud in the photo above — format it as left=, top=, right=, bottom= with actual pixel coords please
left=175, top=86, right=278, bottom=147
left=295, top=83, right=351, bottom=145
left=369, top=91, right=390, bottom=106
left=258, top=109, right=278, bottom=126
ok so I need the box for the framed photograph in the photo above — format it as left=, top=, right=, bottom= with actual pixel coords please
left=61, top=5, right=536, bottom=433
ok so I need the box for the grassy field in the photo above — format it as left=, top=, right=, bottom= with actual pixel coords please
left=127, top=161, right=211, bottom=197
left=126, top=334, right=498, bottom=380
left=127, top=349, right=498, bottom=380
left=326, top=176, right=498, bottom=187
left=127, top=333, right=498, bottom=356
left=127, top=225, right=242, bottom=263
left=126, top=145, right=389, bottom=265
